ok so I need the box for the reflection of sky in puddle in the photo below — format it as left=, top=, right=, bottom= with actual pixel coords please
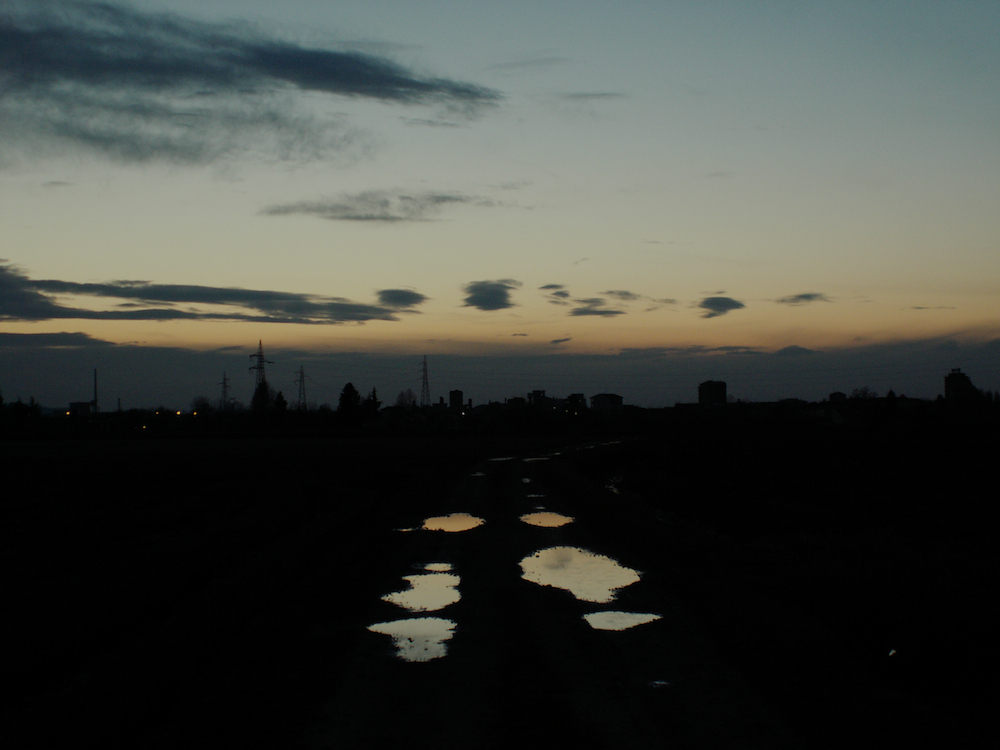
left=422, top=513, right=484, bottom=532
left=489, top=456, right=515, bottom=462
left=520, top=511, right=574, bottom=528
left=583, top=611, right=661, bottom=630
left=368, top=617, right=456, bottom=662
left=520, top=546, right=640, bottom=603
left=382, top=570, right=461, bottom=612
left=524, top=457, right=549, bottom=462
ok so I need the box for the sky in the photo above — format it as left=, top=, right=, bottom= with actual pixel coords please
left=2, top=0, right=999, bottom=409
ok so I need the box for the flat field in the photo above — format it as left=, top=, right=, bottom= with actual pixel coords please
left=1, top=420, right=996, bottom=748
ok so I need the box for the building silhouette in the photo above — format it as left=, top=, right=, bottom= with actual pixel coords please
left=945, top=368, right=976, bottom=401
left=590, top=393, right=623, bottom=411
left=698, top=380, right=727, bottom=406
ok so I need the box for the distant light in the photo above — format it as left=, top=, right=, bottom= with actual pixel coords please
left=176, top=411, right=181, bottom=416
left=192, top=411, right=198, bottom=416
left=65, top=411, right=71, bottom=416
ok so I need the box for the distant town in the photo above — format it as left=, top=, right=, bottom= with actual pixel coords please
left=2, top=350, right=995, bottom=438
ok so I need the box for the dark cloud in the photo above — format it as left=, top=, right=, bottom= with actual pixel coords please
left=570, top=298, right=626, bottom=317
left=774, top=345, right=817, bottom=356
left=550, top=338, right=572, bottom=345
left=539, top=284, right=571, bottom=305
left=1, top=0, right=500, bottom=165
left=0, top=263, right=425, bottom=324
left=776, top=293, right=832, bottom=305
left=462, top=279, right=521, bottom=311
left=376, top=289, right=428, bottom=309
left=262, top=190, right=473, bottom=222
left=698, top=296, right=745, bottom=318
left=0, top=331, right=113, bottom=348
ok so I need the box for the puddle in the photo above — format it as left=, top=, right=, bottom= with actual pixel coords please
left=583, top=611, right=661, bottom=631
left=382, top=568, right=460, bottom=612
left=520, top=546, right=640, bottom=603
left=422, top=513, right=484, bottom=532
left=521, top=478, right=532, bottom=484
left=470, top=471, right=486, bottom=477
left=423, top=562, right=453, bottom=572
left=368, top=617, right=456, bottom=662
left=489, top=456, right=515, bottom=462
left=520, top=511, right=574, bottom=528
left=524, top=457, right=549, bottom=462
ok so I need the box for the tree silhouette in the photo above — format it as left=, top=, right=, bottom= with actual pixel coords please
left=273, top=391, right=288, bottom=412
left=361, top=387, right=381, bottom=420
left=338, top=382, right=361, bottom=414
left=251, top=381, right=273, bottom=412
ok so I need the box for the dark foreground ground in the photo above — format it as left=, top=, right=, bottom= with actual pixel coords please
left=1, top=418, right=997, bottom=748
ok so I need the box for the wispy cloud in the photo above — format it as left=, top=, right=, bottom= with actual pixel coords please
left=261, top=190, right=477, bottom=222
left=775, top=293, right=832, bottom=305
left=698, top=296, right=745, bottom=318
left=602, top=290, right=642, bottom=302
left=0, top=263, right=425, bottom=324
left=462, top=279, right=521, bottom=311
left=618, top=345, right=762, bottom=358
left=1, top=0, right=500, bottom=165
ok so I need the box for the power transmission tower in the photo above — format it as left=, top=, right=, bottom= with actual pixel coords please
left=294, top=365, right=307, bottom=411
left=218, top=371, right=231, bottom=411
left=249, top=340, right=273, bottom=387
left=420, top=355, right=431, bottom=407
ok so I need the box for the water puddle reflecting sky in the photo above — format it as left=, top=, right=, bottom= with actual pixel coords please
left=368, top=617, right=456, bottom=662
left=520, top=546, right=640, bottom=603
left=422, top=513, right=484, bottom=532
left=382, top=566, right=461, bottom=613
left=583, top=611, right=661, bottom=631
left=520, top=511, right=574, bottom=528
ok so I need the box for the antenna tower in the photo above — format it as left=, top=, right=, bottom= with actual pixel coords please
left=249, top=340, right=273, bottom=387
left=420, top=355, right=431, bottom=407
left=295, top=365, right=307, bottom=410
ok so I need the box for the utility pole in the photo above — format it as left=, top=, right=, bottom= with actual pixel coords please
left=420, top=355, right=431, bottom=408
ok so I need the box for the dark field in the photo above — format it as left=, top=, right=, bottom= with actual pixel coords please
left=2, top=417, right=997, bottom=748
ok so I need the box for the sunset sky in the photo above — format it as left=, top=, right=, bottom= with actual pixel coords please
left=2, top=0, right=999, bottom=409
